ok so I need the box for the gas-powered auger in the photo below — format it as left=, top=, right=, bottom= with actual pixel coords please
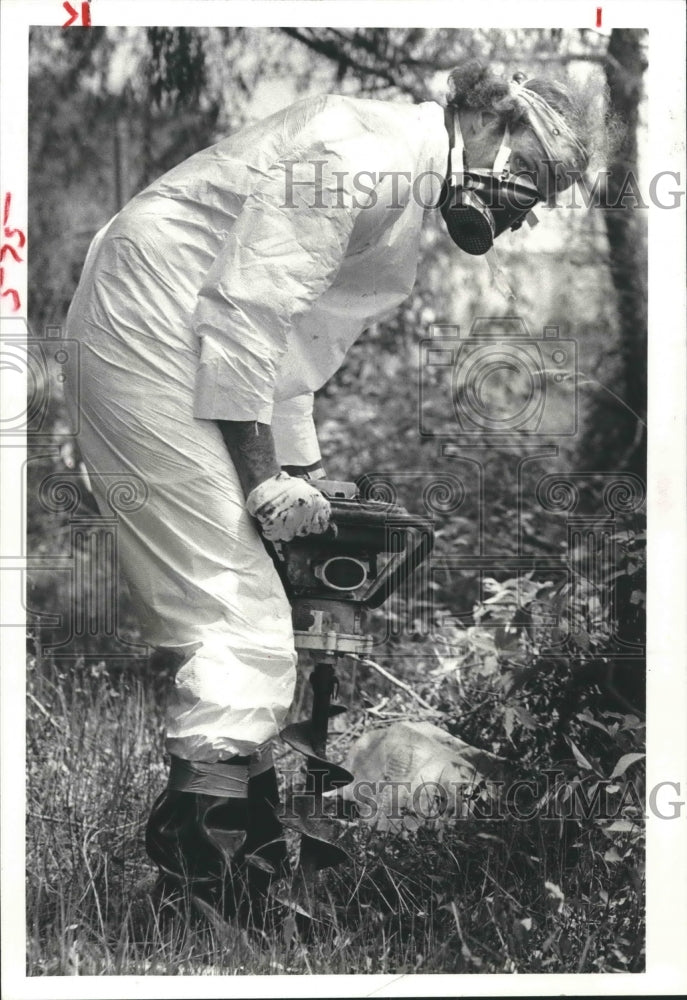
left=267, top=479, right=434, bottom=876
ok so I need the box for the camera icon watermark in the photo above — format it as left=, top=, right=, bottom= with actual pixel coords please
left=419, top=317, right=577, bottom=443
left=14, top=465, right=151, bottom=662
left=0, top=317, right=80, bottom=437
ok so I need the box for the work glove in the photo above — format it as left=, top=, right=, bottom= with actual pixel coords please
left=246, top=471, right=331, bottom=542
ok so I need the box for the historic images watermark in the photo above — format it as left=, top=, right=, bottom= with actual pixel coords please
left=279, top=158, right=684, bottom=212
left=278, top=772, right=676, bottom=825
left=0, top=317, right=80, bottom=437
left=2, top=316, right=150, bottom=661
left=356, top=312, right=645, bottom=657
left=418, top=317, right=577, bottom=440
left=4, top=299, right=644, bottom=665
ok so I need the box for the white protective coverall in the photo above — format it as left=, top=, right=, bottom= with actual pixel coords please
left=65, top=93, right=448, bottom=762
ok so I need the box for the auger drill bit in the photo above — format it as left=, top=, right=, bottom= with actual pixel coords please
left=270, top=479, right=435, bottom=882
left=281, top=656, right=354, bottom=873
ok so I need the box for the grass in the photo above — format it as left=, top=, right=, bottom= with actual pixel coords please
left=26, top=652, right=645, bottom=976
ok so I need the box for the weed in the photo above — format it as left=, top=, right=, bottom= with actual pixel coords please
left=26, top=647, right=644, bottom=975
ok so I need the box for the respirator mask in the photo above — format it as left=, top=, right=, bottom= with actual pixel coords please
left=439, top=109, right=542, bottom=256
left=440, top=78, right=589, bottom=257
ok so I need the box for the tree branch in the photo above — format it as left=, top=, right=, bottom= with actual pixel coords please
left=279, top=27, right=428, bottom=101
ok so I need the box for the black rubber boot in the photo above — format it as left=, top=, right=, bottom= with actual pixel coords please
left=145, top=757, right=289, bottom=926
left=145, top=787, right=251, bottom=920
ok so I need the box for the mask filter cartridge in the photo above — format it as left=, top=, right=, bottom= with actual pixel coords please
left=440, top=183, right=496, bottom=255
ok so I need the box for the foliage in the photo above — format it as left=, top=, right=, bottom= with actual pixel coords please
left=27, top=644, right=644, bottom=975
left=26, top=501, right=645, bottom=973
left=24, top=25, right=647, bottom=976
left=146, top=27, right=209, bottom=110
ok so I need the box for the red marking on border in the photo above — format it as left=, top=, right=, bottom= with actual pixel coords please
left=62, top=2, right=78, bottom=27
left=0, top=193, right=25, bottom=312
left=596, top=7, right=602, bottom=27
left=3, top=224, right=26, bottom=247
left=62, top=1, right=91, bottom=27
left=0, top=244, right=22, bottom=264
left=1, top=287, right=21, bottom=311
left=2, top=192, right=25, bottom=247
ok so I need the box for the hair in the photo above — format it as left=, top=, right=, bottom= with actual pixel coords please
left=446, top=59, right=621, bottom=169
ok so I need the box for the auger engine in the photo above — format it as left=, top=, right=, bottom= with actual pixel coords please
left=267, top=479, right=434, bottom=876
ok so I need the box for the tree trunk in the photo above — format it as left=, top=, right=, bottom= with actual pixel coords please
left=598, top=29, right=648, bottom=476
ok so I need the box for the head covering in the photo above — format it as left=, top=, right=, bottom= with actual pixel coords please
left=508, top=77, right=588, bottom=198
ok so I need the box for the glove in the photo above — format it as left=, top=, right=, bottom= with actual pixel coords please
left=246, top=471, right=331, bottom=542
